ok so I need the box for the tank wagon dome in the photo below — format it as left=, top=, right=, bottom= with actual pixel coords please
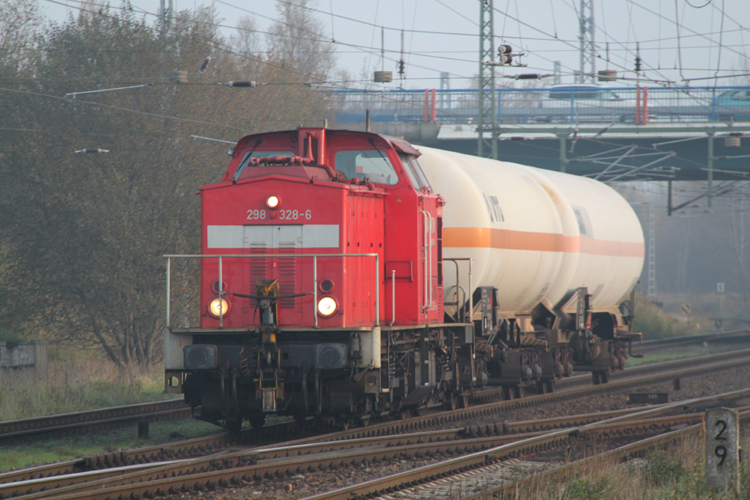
left=413, top=146, right=644, bottom=317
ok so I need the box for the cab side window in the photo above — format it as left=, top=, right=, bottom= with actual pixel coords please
left=398, top=153, right=432, bottom=192
left=334, top=150, right=399, bottom=185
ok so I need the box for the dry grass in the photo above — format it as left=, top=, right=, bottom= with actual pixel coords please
left=0, top=355, right=174, bottom=421
left=500, top=433, right=750, bottom=500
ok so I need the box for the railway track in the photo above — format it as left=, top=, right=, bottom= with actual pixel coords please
left=7, top=389, right=750, bottom=500
left=3, top=350, right=750, bottom=500
left=6, top=387, right=748, bottom=500
left=631, top=327, right=750, bottom=353
left=0, top=399, right=189, bottom=442
left=306, top=391, right=750, bottom=500
left=3, top=345, right=742, bottom=447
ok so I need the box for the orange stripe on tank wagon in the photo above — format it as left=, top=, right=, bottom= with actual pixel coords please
left=443, top=227, right=644, bottom=257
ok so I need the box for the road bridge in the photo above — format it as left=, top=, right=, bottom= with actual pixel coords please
left=328, top=87, right=750, bottom=184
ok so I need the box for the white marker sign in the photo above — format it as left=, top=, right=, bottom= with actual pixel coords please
left=705, top=407, right=739, bottom=492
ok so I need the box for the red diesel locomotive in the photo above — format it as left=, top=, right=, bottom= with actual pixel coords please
left=164, top=126, right=644, bottom=430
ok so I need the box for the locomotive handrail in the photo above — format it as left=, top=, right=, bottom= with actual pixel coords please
left=163, top=253, right=380, bottom=329
left=390, top=270, right=396, bottom=327
left=444, top=258, right=473, bottom=323
left=420, top=210, right=434, bottom=313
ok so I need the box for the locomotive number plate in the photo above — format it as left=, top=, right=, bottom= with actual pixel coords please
left=246, top=209, right=312, bottom=220
left=279, top=209, right=312, bottom=220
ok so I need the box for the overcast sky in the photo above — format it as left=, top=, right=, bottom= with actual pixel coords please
left=40, top=0, right=750, bottom=89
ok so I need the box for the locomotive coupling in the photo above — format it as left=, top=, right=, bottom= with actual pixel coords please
left=257, top=279, right=279, bottom=326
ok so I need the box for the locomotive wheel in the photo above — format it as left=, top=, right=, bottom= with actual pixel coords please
left=293, top=412, right=308, bottom=427
left=226, top=417, right=243, bottom=434
left=591, top=372, right=609, bottom=385
left=248, top=412, right=266, bottom=429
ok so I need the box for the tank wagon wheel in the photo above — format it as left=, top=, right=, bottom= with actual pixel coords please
left=444, top=393, right=460, bottom=411
left=397, top=408, right=412, bottom=420
left=536, top=380, right=555, bottom=394
left=459, top=393, right=470, bottom=409
left=337, top=418, right=355, bottom=431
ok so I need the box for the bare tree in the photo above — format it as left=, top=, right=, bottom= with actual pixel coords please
left=0, top=0, right=42, bottom=71
left=230, top=15, right=261, bottom=57
left=266, top=0, right=336, bottom=83
left=0, top=4, right=334, bottom=369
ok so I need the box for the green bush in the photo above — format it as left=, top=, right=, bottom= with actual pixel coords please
left=0, top=328, right=25, bottom=342
left=633, top=296, right=691, bottom=339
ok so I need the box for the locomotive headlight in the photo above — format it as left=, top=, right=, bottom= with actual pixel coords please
left=317, top=296, right=337, bottom=317
left=265, top=195, right=280, bottom=209
left=208, top=296, right=231, bottom=318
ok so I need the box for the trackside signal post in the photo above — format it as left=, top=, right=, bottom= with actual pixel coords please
left=705, top=407, right=740, bottom=492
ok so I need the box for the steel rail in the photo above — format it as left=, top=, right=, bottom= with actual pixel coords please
left=633, top=328, right=750, bottom=351
left=465, top=404, right=750, bottom=499
left=2, top=336, right=739, bottom=444
left=456, top=425, right=704, bottom=500
left=0, top=408, right=192, bottom=444
left=4, top=350, right=749, bottom=491
left=17, top=346, right=744, bottom=484
left=5, top=406, right=719, bottom=500
left=10, top=385, right=750, bottom=500
left=300, top=395, right=750, bottom=500
left=472, top=346, right=750, bottom=403
left=0, top=400, right=186, bottom=439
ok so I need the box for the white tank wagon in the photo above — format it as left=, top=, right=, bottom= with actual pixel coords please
left=416, top=146, right=644, bottom=385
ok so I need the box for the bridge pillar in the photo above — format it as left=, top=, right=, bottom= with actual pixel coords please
left=708, top=133, right=714, bottom=208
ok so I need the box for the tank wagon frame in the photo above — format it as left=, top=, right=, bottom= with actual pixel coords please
left=164, top=127, right=644, bottom=431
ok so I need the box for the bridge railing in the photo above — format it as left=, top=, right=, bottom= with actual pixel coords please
left=324, top=86, right=750, bottom=124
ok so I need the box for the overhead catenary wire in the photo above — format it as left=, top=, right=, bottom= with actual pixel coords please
left=33, top=0, right=750, bottom=134
left=42, top=0, right=750, bottom=90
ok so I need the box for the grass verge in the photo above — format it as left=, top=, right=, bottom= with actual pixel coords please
left=511, top=428, right=750, bottom=499
left=0, top=358, right=178, bottom=422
